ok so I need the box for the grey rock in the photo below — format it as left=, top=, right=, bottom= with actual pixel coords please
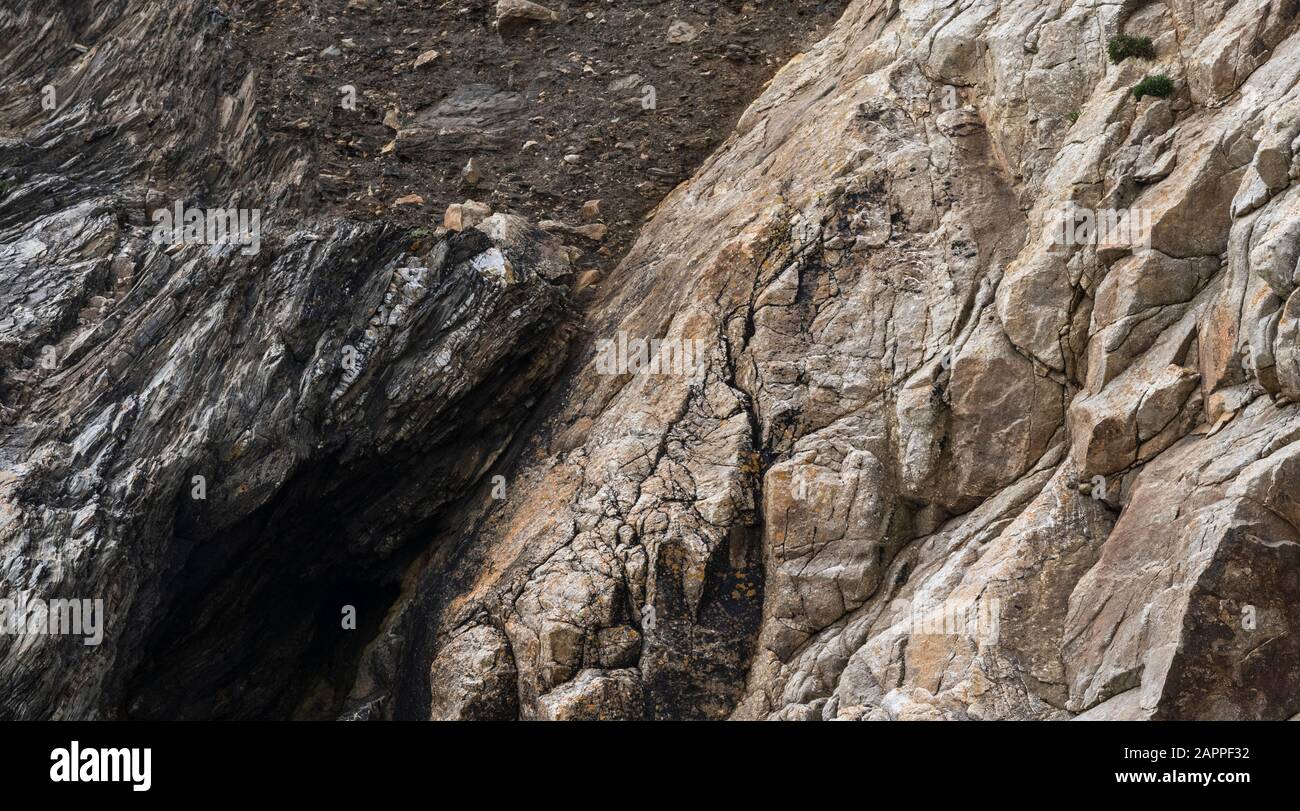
left=7, top=0, right=1300, bottom=725
left=495, top=0, right=559, bottom=33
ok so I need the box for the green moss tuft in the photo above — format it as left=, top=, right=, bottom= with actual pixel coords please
left=1132, top=74, right=1174, bottom=100
left=1108, top=35, right=1156, bottom=64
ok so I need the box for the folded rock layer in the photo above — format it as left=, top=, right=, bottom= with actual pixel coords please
left=4, top=0, right=1300, bottom=721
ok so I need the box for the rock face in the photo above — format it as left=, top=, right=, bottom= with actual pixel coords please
left=0, top=0, right=573, bottom=719
left=408, top=0, right=1300, bottom=722
left=4, top=0, right=1300, bottom=721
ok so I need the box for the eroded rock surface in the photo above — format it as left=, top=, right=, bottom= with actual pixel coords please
left=0, top=0, right=574, bottom=719
left=4, top=0, right=1300, bottom=721
left=409, top=0, right=1300, bottom=721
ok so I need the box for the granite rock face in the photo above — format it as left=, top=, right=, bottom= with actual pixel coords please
left=4, top=0, right=1300, bottom=720
left=413, top=0, right=1300, bottom=722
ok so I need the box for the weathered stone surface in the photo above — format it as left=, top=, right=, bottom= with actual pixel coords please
left=495, top=0, right=559, bottom=33
left=408, top=85, right=528, bottom=153
left=536, top=668, right=643, bottom=720
left=410, top=0, right=1300, bottom=722
left=5, top=0, right=1300, bottom=723
left=0, top=0, right=574, bottom=720
left=428, top=625, right=519, bottom=720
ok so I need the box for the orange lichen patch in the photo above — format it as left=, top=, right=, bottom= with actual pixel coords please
left=442, top=463, right=583, bottom=621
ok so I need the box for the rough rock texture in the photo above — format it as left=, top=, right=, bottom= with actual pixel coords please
left=408, top=0, right=1300, bottom=721
left=0, top=0, right=574, bottom=719
left=235, top=0, right=848, bottom=273
left=5, top=0, right=1300, bottom=721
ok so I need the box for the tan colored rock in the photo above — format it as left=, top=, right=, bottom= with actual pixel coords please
left=535, top=669, right=643, bottom=720
left=495, top=0, right=558, bottom=31
left=414, top=0, right=1300, bottom=724
left=413, top=48, right=439, bottom=69
left=571, top=223, right=605, bottom=241
left=460, top=157, right=481, bottom=187
left=443, top=203, right=464, bottom=231
left=537, top=219, right=604, bottom=241
left=429, top=625, right=518, bottom=720
left=666, top=20, right=698, bottom=44
left=573, top=269, right=602, bottom=293
left=460, top=199, right=492, bottom=229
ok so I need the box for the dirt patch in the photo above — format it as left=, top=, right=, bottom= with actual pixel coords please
left=232, top=0, right=848, bottom=272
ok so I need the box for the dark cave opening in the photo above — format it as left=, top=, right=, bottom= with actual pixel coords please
left=120, top=455, right=418, bottom=721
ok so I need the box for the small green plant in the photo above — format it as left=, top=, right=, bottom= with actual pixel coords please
left=0, top=179, right=9, bottom=198
left=1108, top=34, right=1156, bottom=64
left=1132, top=74, right=1174, bottom=100
left=1067, top=110, right=1080, bottom=124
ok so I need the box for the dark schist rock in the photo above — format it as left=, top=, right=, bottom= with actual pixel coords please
left=400, top=85, right=532, bottom=155
left=7, top=0, right=1300, bottom=723
left=0, top=0, right=575, bottom=719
